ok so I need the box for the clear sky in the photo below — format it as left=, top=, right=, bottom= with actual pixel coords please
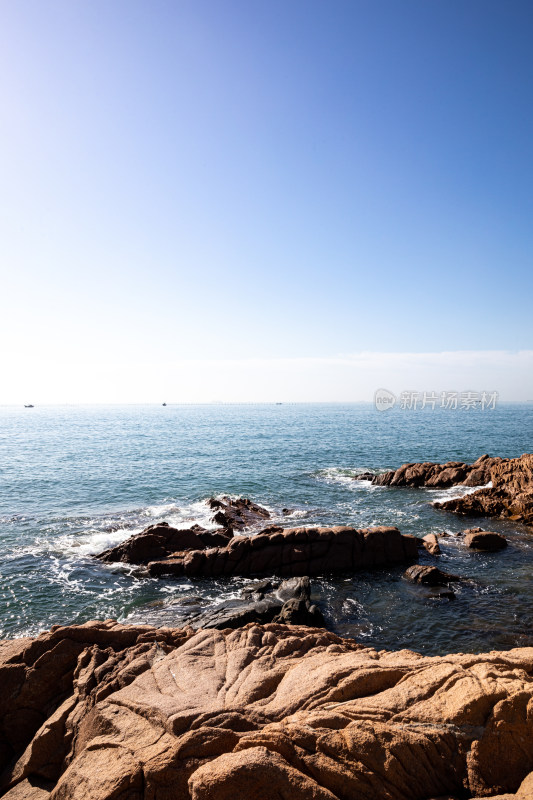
left=1, top=0, right=532, bottom=402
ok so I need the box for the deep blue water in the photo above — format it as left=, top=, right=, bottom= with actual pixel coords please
left=1, top=403, right=532, bottom=654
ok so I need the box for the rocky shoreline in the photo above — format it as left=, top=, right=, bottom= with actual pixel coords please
left=90, top=455, right=529, bottom=628
left=355, top=453, right=502, bottom=488
left=97, top=497, right=419, bottom=579
left=2, top=455, right=532, bottom=799
left=356, top=453, right=533, bottom=526
left=1, top=620, right=532, bottom=800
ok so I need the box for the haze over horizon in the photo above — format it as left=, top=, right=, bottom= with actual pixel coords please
left=1, top=1, right=532, bottom=403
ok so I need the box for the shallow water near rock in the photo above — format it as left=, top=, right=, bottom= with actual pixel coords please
left=1, top=402, right=532, bottom=654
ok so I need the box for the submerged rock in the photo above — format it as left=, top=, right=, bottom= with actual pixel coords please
left=435, top=453, right=533, bottom=526
left=1, top=621, right=533, bottom=799
left=352, top=471, right=375, bottom=481
left=147, top=525, right=419, bottom=578
left=404, top=564, right=459, bottom=586
left=427, top=588, right=456, bottom=600
left=464, top=527, right=508, bottom=551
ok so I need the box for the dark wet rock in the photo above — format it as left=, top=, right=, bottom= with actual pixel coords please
left=184, top=577, right=324, bottom=631
left=464, top=528, right=508, bottom=551
left=256, top=525, right=284, bottom=535
left=96, top=522, right=232, bottom=565
left=353, top=472, right=375, bottom=481
left=207, top=497, right=270, bottom=531
left=168, top=595, right=206, bottom=607
left=404, top=565, right=460, bottom=586
left=372, top=470, right=395, bottom=485
left=147, top=525, right=419, bottom=578
left=200, top=529, right=235, bottom=546
left=427, top=588, right=456, bottom=600
left=422, top=533, right=441, bottom=555
left=241, top=579, right=275, bottom=598
left=357, top=454, right=503, bottom=489
left=126, top=580, right=324, bottom=631
left=436, top=454, right=533, bottom=526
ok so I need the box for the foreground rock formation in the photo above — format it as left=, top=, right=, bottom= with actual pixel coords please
left=436, top=454, right=533, bottom=526
left=1, top=621, right=533, bottom=799
left=146, top=525, right=419, bottom=578
left=356, top=454, right=503, bottom=488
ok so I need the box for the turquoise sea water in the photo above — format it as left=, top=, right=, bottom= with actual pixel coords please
left=1, top=403, right=532, bottom=654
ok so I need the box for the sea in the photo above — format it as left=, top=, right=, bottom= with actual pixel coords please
left=1, top=402, right=532, bottom=655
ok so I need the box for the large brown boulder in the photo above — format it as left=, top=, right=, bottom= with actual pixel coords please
left=97, top=522, right=231, bottom=564
left=464, top=528, right=508, bottom=551
left=147, top=525, right=419, bottom=578
left=363, top=454, right=503, bottom=489
left=436, top=453, right=533, bottom=526
left=404, top=564, right=459, bottom=585
left=1, top=622, right=533, bottom=799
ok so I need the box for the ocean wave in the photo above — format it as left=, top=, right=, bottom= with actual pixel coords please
left=314, top=467, right=385, bottom=488
left=1, top=498, right=225, bottom=563
left=426, top=482, right=492, bottom=503
left=2, top=494, right=307, bottom=565
left=278, top=508, right=309, bottom=521
left=0, top=514, right=35, bottom=525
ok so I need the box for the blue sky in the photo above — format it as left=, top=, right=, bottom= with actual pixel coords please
left=1, top=1, right=532, bottom=401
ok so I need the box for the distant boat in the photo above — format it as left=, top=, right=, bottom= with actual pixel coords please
left=162, top=402, right=167, bottom=406
left=24, top=404, right=34, bottom=408
left=276, top=402, right=283, bottom=405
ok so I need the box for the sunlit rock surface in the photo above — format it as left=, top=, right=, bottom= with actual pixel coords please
left=436, top=454, right=533, bottom=526
left=1, top=621, right=533, bottom=799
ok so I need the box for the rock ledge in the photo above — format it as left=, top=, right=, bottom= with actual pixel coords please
left=1, top=621, right=533, bottom=800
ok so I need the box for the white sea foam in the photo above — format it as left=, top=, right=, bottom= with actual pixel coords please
left=5, top=498, right=225, bottom=563
left=5, top=494, right=317, bottom=571
left=280, top=508, right=308, bottom=520
left=427, top=482, right=492, bottom=503
left=141, top=499, right=222, bottom=531
left=10, top=493, right=304, bottom=566
left=316, top=467, right=385, bottom=488
left=160, top=583, right=194, bottom=593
